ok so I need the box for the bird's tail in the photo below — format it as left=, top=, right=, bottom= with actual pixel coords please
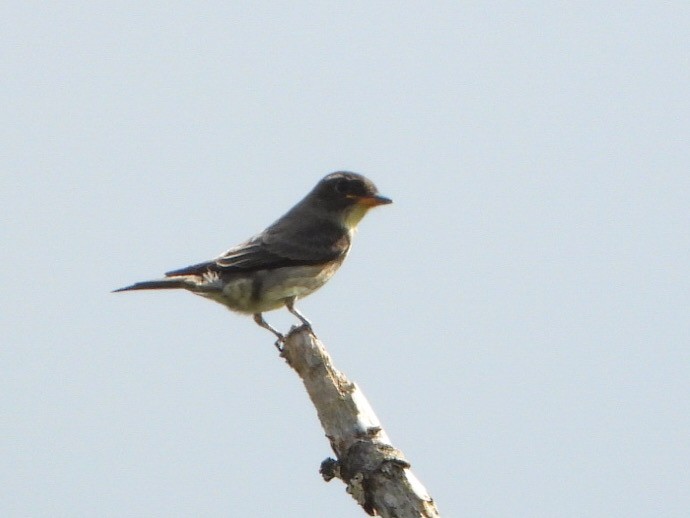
left=112, top=278, right=192, bottom=293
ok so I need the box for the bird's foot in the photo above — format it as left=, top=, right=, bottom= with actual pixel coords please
left=273, top=334, right=286, bottom=352
left=298, top=323, right=313, bottom=333
left=289, top=323, right=315, bottom=338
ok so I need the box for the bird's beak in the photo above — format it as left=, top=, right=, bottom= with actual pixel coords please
left=356, top=194, right=393, bottom=207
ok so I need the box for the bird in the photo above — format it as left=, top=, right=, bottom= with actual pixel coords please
left=114, top=171, right=392, bottom=346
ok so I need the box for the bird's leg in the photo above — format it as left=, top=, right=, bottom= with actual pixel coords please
left=285, top=297, right=313, bottom=330
left=253, top=313, right=285, bottom=350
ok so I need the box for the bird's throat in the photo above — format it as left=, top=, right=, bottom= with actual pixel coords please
left=343, top=204, right=370, bottom=230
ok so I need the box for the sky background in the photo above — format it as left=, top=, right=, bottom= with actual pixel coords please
left=2, top=2, right=689, bottom=517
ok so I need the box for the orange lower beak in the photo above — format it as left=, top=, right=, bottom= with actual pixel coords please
left=357, top=194, right=393, bottom=207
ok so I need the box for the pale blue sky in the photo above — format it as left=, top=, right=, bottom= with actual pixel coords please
left=2, top=2, right=689, bottom=517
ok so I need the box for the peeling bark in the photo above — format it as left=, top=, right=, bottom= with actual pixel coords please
left=281, top=326, right=441, bottom=517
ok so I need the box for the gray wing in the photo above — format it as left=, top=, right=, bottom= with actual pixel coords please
left=165, top=219, right=349, bottom=277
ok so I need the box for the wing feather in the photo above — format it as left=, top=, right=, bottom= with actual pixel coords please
left=165, top=219, right=350, bottom=278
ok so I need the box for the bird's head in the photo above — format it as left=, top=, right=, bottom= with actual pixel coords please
left=311, top=171, right=392, bottom=229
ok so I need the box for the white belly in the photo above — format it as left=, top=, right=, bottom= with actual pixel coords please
left=199, top=261, right=343, bottom=314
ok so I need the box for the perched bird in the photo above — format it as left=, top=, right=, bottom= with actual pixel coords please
left=114, top=171, right=392, bottom=345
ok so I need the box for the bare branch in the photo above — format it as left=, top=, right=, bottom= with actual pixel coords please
left=281, top=327, right=441, bottom=517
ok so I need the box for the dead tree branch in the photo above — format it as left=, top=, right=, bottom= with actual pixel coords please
left=280, top=327, right=441, bottom=517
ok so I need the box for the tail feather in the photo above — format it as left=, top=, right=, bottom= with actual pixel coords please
left=112, top=278, right=190, bottom=293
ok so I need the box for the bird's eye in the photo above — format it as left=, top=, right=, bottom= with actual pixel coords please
left=334, top=179, right=350, bottom=194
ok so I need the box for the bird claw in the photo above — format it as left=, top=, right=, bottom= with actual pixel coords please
left=273, top=335, right=286, bottom=352
left=289, top=323, right=315, bottom=338
left=275, top=324, right=315, bottom=352
left=297, top=323, right=313, bottom=334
